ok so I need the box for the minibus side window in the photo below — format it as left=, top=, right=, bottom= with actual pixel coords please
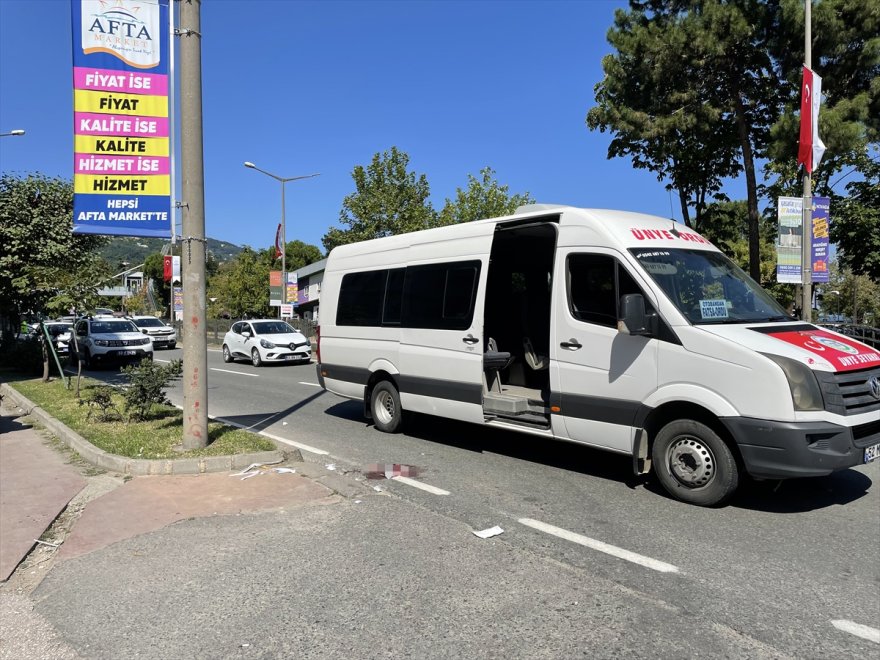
left=383, top=268, right=405, bottom=325
left=402, top=260, right=481, bottom=330
left=567, top=254, right=653, bottom=328
left=337, top=270, right=387, bottom=326
left=568, top=255, right=617, bottom=327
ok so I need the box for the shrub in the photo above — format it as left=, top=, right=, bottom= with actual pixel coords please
left=79, top=385, right=122, bottom=422
left=120, top=358, right=183, bottom=421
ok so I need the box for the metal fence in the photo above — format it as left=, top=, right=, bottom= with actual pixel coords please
left=171, top=317, right=318, bottom=345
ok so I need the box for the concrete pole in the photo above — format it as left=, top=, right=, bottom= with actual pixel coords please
left=179, top=0, right=208, bottom=449
left=801, top=0, right=813, bottom=322
left=281, top=180, right=286, bottom=319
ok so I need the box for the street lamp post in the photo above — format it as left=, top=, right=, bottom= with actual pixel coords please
left=0, top=129, right=25, bottom=137
left=829, top=290, right=841, bottom=321
left=243, top=162, right=319, bottom=318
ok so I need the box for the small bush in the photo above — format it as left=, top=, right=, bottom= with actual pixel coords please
left=79, top=385, right=122, bottom=422
left=121, top=358, right=183, bottom=421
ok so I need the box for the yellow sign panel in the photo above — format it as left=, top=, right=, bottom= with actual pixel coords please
left=74, top=89, right=169, bottom=117
left=75, top=174, right=170, bottom=196
left=74, top=134, right=169, bottom=157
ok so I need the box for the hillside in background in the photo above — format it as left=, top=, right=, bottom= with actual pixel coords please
left=97, top=236, right=244, bottom=270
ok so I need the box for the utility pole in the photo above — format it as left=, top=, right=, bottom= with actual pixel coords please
left=179, top=0, right=208, bottom=449
left=800, top=0, right=813, bottom=322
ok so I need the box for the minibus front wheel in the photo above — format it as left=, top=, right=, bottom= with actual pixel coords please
left=371, top=381, right=403, bottom=433
left=652, top=419, right=739, bottom=506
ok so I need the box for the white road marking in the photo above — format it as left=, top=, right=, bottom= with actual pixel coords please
left=171, top=406, right=331, bottom=456
left=298, top=381, right=322, bottom=387
left=213, top=417, right=330, bottom=456
left=210, top=367, right=258, bottom=377
left=154, top=358, right=170, bottom=363
left=518, top=518, right=679, bottom=573
left=391, top=476, right=450, bottom=495
left=831, top=620, right=880, bottom=644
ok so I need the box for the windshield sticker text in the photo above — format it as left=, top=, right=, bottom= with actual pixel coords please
left=700, top=299, right=729, bottom=319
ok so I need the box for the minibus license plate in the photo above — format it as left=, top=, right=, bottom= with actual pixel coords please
left=865, top=443, right=880, bottom=464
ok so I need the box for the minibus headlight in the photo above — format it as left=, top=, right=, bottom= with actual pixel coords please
left=762, top=354, right=824, bottom=411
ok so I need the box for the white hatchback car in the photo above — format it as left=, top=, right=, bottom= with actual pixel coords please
left=222, top=319, right=311, bottom=367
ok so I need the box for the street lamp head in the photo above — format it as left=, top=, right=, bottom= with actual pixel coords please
left=1, top=129, right=25, bottom=137
left=243, top=161, right=256, bottom=169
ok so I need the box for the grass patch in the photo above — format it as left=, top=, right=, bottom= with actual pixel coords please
left=10, top=377, right=276, bottom=460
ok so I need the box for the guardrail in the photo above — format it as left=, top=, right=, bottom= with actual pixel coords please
left=817, top=323, right=880, bottom=349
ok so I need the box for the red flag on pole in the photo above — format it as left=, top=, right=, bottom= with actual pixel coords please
left=163, top=255, right=172, bottom=282
left=798, top=65, right=826, bottom=174
left=274, top=223, right=282, bottom=259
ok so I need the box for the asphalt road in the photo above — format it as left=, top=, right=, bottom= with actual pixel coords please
left=75, top=347, right=880, bottom=657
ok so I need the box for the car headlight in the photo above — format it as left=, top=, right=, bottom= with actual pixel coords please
left=260, top=338, right=276, bottom=349
left=141, top=337, right=151, bottom=345
left=762, top=354, right=824, bottom=411
left=95, top=339, right=109, bottom=346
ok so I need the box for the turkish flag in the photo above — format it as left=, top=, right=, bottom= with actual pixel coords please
left=797, top=66, right=826, bottom=174
left=163, top=255, right=172, bottom=282
left=275, top=223, right=283, bottom=259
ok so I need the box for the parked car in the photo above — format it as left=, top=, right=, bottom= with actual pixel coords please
left=40, top=321, right=74, bottom=356
left=222, top=319, right=311, bottom=367
left=128, top=315, right=177, bottom=349
left=70, top=316, right=153, bottom=369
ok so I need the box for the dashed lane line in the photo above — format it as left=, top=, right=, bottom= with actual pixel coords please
left=210, top=367, right=258, bottom=377
left=518, top=518, right=680, bottom=573
left=391, top=475, right=450, bottom=495
left=831, top=620, right=880, bottom=644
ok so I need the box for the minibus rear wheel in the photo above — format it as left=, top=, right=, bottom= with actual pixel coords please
left=371, top=381, right=402, bottom=433
left=652, top=419, right=739, bottom=506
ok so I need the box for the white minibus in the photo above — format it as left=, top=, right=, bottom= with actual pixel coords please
left=316, top=205, right=880, bottom=506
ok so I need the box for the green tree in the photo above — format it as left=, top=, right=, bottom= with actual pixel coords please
left=282, top=240, right=324, bottom=269
left=438, top=167, right=535, bottom=226
left=206, top=247, right=275, bottom=319
left=0, top=173, right=108, bottom=337
left=323, top=147, right=437, bottom=253
left=828, top=154, right=880, bottom=281
left=588, top=1, right=785, bottom=281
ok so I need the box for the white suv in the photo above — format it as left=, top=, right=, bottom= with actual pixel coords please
left=72, top=316, right=153, bottom=369
left=128, top=315, right=177, bottom=349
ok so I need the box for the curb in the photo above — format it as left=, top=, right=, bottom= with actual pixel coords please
left=0, top=382, right=289, bottom=476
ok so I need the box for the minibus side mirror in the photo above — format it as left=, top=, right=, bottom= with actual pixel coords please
left=618, top=293, right=652, bottom=336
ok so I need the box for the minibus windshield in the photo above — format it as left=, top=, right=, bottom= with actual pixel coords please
left=629, top=248, right=791, bottom=324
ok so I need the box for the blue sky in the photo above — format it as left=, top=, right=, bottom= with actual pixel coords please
left=2, top=0, right=711, bottom=252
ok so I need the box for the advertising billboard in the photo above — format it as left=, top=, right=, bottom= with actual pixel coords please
left=71, top=0, right=172, bottom=237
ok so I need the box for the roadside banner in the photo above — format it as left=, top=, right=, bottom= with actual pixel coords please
left=810, top=197, right=830, bottom=283
left=71, top=0, right=172, bottom=237
left=776, top=196, right=830, bottom=284
left=776, top=197, right=803, bottom=283
left=269, top=270, right=282, bottom=307
left=172, top=286, right=183, bottom=312
left=286, top=272, right=298, bottom=306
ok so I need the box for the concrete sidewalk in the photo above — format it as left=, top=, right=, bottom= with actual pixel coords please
left=0, top=391, right=353, bottom=584
left=0, top=409, right=86, bottom=582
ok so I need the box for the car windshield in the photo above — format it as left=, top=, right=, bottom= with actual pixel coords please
left=91, top=321, right=139, bottom=333
left=629, top=248, right=791, bottom=324
left=251, top=321, right=295, bottom=335
left=134, top=318, right=165, bottom=328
